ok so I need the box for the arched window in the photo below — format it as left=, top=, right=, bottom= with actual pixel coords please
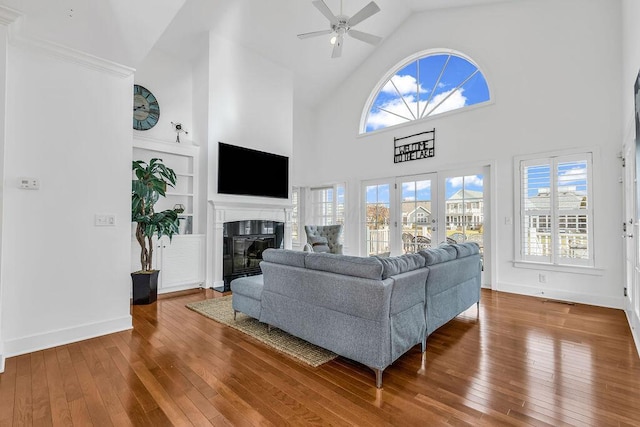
left=361, top=49, right=491, bottom=134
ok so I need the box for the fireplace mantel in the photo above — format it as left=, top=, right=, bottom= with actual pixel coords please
left=206, top=199, right=293, bottom=291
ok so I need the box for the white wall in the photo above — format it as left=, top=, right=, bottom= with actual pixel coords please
left=300, top=0, right=624, bottom=307
left=134, top=48, right=194, bottom=145
left=0, top=38, right=133, bottom=357
left=621, top=0, right=640, bottom=357
left=0, top=17, right=10, bottom=372
left=207, top=33, right=294, bottom=201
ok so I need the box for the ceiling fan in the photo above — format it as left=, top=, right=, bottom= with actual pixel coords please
left=297, top=0, right=383, bottom=59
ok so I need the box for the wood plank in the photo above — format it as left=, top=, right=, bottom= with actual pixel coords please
left=1, top=288, right=639, bottom=426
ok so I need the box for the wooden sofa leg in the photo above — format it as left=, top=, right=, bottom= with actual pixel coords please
left=233, top=310, right=237, bottom=321
left=373, top=368, right=383, bottom=389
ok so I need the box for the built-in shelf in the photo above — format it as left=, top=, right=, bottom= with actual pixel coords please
left=133, top=136, right=199, bottom=235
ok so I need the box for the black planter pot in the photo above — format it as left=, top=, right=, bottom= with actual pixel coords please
left=131, top=270, right=159, bottom=305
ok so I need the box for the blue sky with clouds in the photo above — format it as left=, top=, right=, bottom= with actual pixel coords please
left=365, top=53, right=490, bottom=132
left=366, top=175, right=484, bottom=203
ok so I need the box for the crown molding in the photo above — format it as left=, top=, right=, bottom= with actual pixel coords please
left=0, top=5, right=21, bottom=26
left=6, top=17, right=134, bottom=78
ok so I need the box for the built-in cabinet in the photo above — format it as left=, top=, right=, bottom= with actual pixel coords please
left=132, top=135, right=205, bottom=293
left=152, top=235, right=205, bottom=292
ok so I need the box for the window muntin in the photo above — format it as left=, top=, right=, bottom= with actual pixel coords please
left=519, top=153, right=593, bottom=267
left=362, top=50, right=490, bottom=134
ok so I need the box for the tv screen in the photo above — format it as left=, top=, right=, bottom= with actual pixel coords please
left=218, top=142, right=289, bottom=199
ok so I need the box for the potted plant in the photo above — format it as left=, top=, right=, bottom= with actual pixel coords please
left=131, top=158, right=182, bottom=304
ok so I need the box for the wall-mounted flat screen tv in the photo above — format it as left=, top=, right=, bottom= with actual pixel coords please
left=218, top=142, right=289, bottom=199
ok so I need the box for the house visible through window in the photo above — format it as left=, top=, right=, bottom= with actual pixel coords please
left=361, top=49, right=490, bottom=134
left=517, top=152, right=593, bottom=267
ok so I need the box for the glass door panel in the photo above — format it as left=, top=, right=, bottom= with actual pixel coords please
left=443, top=173, right=485, bottom=259
left=365, top=183, right=391, bottom=256
left=398, top=174, right=437, bottom=253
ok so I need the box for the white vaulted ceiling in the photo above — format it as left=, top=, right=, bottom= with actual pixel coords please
left=1, top=0, right=516, bottom=107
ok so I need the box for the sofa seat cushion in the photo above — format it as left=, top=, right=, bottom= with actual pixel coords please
left=375, top=253, right=426, bottom=279
left=419, top=245, right=457, bottom=265
left=262, top=248, right=307, bottom=268
left=230, top=274, right=264, bottom=300
left=305, top=252, right=383, bottom=280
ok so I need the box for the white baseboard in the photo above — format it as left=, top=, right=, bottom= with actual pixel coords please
left=494, top=281, right=624, bottom=309
left=625, top=304, right=640, bottom=359
left=3, top=315, right=132, bottom=358
left=158, top=283, right=203, bottom=295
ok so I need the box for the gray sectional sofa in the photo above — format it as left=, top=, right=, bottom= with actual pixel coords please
left=230, top=242, right=482, bottom=388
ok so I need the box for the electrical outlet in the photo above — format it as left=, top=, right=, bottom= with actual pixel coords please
left=539, top=273, right=547, bottom=283
left=18, top=177, right=40, bottom=190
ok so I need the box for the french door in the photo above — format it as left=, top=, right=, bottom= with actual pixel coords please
left=364, top=167, right=488, bottom=283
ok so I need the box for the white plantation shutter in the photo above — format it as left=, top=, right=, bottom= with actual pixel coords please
left=519, top=153, right=593, bottom=267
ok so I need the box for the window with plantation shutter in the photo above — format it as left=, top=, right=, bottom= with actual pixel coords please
left=309, top=184, right=345, bottom=227
left=518, top=153, right=593, bottom=267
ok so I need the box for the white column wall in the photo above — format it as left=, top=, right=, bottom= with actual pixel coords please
left=0, top=14, right=14, bottom=372
left=621, top=0, right=640, bottom=357
left=1, top=41, right=133, bottom=357
left=205, top=33, right=294, bottom=287
left=298, top=0, right=623, bottom=307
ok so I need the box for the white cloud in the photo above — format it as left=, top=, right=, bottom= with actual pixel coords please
left=382, top=74, right=424, bottom=96
left=448, top=175, right=483, bottom=188
left=367, top=88, right=467, bottom=131
left=558, top=167, right=586, bottom=184
left=403, top=180, right=431, bottom=193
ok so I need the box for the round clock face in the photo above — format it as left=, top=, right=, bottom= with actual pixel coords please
left=133, top=84, right=160, bottom=130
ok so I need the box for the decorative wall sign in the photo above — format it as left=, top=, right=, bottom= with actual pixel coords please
left=393, top=129, right=435, bottom=163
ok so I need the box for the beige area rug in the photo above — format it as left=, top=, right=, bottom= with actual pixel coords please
left=186, top=295, right=337, bottom=367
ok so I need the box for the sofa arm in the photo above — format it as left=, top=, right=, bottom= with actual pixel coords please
left=389, top=269, right=429, bottom=315
left=303, top=243, right=313, bottom=252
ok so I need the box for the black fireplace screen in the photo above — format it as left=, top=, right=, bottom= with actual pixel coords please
left=222, top=220, right=284, bottom=290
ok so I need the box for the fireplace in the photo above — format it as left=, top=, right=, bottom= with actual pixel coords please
left=208, top=200, right=292, bottom=292
left=222, top=220, right=284, bottom=291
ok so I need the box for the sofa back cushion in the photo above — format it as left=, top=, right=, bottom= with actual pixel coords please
left=375, top=253, right=426, bottom=279
left=261, top=248, right=307, bottom=268
left=452, top=242, right=480, bottom=258
left=305, top=252, right=383, bottom=280
left=419, top=244, right=457, bottom=265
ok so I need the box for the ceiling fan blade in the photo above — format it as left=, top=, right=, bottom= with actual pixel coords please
left=347, top=1, right=380, bottom=27
left=312, top=0, right=339, bottom=26
left=348, top=29, right=382, bottom=45
left=297, top=29, right=333, bottom=39
left=331, top=35, right=343, bottom=58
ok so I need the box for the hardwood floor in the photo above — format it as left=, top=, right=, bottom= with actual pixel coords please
left=1, top=288, right=640, bottom=426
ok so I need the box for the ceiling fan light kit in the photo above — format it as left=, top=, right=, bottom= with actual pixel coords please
left=297, top=0, right=382, bottom=58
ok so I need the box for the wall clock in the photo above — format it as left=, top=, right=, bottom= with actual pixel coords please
left=133, top=84, right=160, bottom=130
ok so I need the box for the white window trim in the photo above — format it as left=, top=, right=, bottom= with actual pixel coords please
left=359, top=47, right=493, bottom=135
left=514, top=148, right=599, bottom=272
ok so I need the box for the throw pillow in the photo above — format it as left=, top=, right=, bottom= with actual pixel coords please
left=309, top=236, right=330, bottom=253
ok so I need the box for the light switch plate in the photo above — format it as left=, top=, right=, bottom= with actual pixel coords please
left=95, top=214, right=116, bottom=226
